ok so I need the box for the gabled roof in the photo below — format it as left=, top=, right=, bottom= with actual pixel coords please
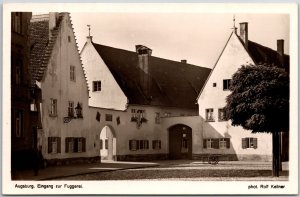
left=92, top=43, right=211, bottom=109
left=247, top=40, right=290, bottom=70
left=29, top=13, right=65, bottom=87
left=197, top=31, right=290, bottom=101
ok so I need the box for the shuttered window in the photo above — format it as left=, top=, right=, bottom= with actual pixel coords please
left=242, top=138, right=258, bottom=149
left=48, top=137, right=61, bottom=154
left=129, top=140, right=139, bottom=151
left=65, top=137, right=86, bottom=153
left=203, top=138, right=230, bottom=149
left=152, top=140, right=161, bottom=150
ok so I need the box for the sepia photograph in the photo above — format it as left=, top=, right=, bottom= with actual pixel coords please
left=2, top=3, right=298, bottom=195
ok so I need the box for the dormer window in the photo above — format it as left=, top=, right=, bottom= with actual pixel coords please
left=93, top=81, right=101, bottom=91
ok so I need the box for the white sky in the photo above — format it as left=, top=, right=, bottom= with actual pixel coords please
left=70, top=13, right=289, bottom=68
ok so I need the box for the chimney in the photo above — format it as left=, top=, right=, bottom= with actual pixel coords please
left=181, top=60, right=187, bottom=64
left=49, top=12, right=59, bottom=37
left=239, top=22, right=248, bottom=49
left=136, top=45, right=152, bottom=97
left=277, top=39, right=284, bottom=67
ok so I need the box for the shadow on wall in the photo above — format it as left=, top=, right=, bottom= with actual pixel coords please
left=196, top=120, right=239, bottom=161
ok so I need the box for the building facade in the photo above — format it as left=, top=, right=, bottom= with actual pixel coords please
left=29, top=13, right=99, bottom=165
left=197, top=23, right=289, bottom=161
left=11, top=12, right=38, bottom=170
left=81, top=38, right=211, bottom=160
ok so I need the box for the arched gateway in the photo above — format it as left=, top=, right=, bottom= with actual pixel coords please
left=99, top=125, right=117, bottom=161
left=168, top=124, right=192, bottom=159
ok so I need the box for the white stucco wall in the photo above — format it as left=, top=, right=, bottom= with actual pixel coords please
left=40, top=14, right=97, bottom=160
left=197, top=32, right=272, bottom=159
left=88, top=105, right=198, bottom=157
left=80, top=40, right=128, bottom=110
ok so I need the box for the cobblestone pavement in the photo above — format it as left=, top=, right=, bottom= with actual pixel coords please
left=56, top=161, right=289, bottom=181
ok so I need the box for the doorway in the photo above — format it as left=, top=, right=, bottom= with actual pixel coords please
left=169, top=124, right=192, bottom=159
left=100, top=126, right=116, bottom=160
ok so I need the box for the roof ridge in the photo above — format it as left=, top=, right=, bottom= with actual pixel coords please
left=92, top=42, right=210, bottom=70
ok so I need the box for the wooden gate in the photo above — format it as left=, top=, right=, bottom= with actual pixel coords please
left=169, top=124, right=192, bottom=159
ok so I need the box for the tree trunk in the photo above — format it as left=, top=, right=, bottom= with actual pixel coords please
left=272, top=132, right=281, bottom=177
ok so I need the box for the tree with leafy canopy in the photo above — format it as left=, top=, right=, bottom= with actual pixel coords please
left=224, top=63, right=289, bottom=177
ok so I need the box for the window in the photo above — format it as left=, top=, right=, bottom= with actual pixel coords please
left=116, top=116, right=120, bottom=125
left=50, top=99, right=57, bottom=116
left=164, top=112, right=171, bottom=117
left=205, top=108, right=214, bottom=121
left=15, top=110, right=23, bottom=137
left=219, top=138, right=227, bottom=149
left=48, top=137, right=61, bottom=154
left=105, top=139, right=108, bottom=149
left=242, top=138, right=258, bottom=149
left=70, top=66, right=76, bottom=81
left=68, top=101, right=74, bottom=117
left=131, top=109, right=146, bottom=121
left=12, top=12, right=22, bottom=34
left=152, top=140, right=161, bottom=150
left=155, top=112, right=160, bottom=124
left=68, top=36, right=71, bottom=43
left=139, top=140, right=149, bottom=150
left=218, top=108, right=227, bottom=121
left=213, top=83, right=216, bottom=87
left=65, top=138, right=74, bottom=153
left=223, top=79, right=231, bottom=90
left=203, top=138, right=230, bottom=149
left=105, top=114, right=112, bottom=121
left=129, top=140, right=139, bottom=151
left=206, top=139, right=213, bottom=149
left=77, top=138, right=83, bottom=152
left=100, top=139, right=103, bottom=149
left=93, top=81, right=101, bottom=91
left=15, top=59, right=22, bottom=84
left=131, top=109, right=136, bottom=118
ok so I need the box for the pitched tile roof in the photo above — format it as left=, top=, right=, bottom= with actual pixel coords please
left=92, top=43, right=211, bottom=109
left=247, top=40, right=289, bottom=71
left=29, top=13, right=64, bottom=87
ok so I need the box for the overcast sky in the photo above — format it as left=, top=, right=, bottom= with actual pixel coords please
left=70, top=13, right=289, bottom=68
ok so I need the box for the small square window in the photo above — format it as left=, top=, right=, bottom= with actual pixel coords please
left=93, top=81, right=101, bottom=91
left=213, top=83, right=216, bottom=87
left=105, top=114, right=112, bottom=121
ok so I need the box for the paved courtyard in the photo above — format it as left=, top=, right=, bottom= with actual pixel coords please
left=54, top=160, right=288, bottom=181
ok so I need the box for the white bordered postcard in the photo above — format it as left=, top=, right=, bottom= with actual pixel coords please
left=2, top=3, right=298, bottom=195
